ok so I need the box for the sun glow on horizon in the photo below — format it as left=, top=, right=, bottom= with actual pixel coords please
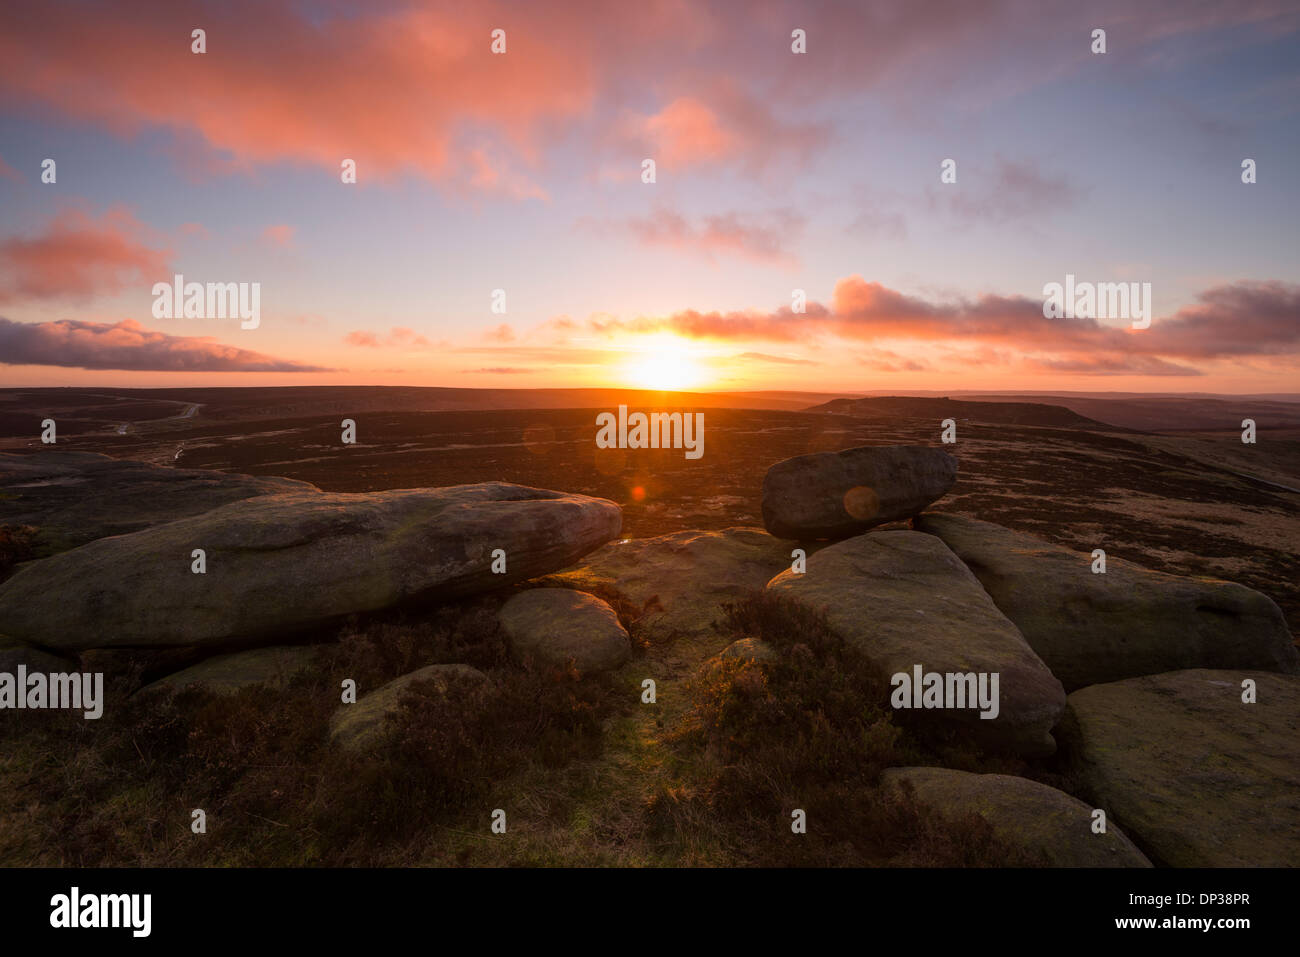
left=617, top=335, right=711, bottom=391
left=626, top=352, right=702, bottom=390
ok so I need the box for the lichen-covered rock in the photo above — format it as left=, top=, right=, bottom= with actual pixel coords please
left=0, top=483, right=621, bottom=649
left=762, top=445, right=957, bottom=540
left=768, top=530, right=1065, bottom=756
left=881, top=767, right=1152, bottom=867
left=329, top=664, right=486, bottom=751
left=0, top=451, right=314, bottom=556
left=542, top=527, right=796, bottom=646
left=913, top=512, right=1299, bottom=690
left=499, top=589, right=631, bottom=673
left=1056, top=669, right=1300, bottom=867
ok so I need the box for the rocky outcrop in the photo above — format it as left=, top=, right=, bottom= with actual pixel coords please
left=0, top=483, right=621, bottom=649
left=329, top=664, right=486, bottom=751
left=880, top=767, right=1152, bottom=867
left=0, top=451, right=314, bottom=556
left=913, top=512, right=1299, bottom=690
left=1056, top=669, right=1300, bottom=867
left=498, top=589, right=631, bottom=673
left=762, top=445, right=957, bottom=540
left=542, top=527, right=797, bottom=646
left=767, top=530, right=1065, bottom=756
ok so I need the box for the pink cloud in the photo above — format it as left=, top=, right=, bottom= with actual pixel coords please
left=0, top=316, right=331, bottom=371
left=344, top=326, right=433, bottom=348
left=387, top=327, right=431, bottom=347
left=464, top=147, right=549, bottom=201
left=856, top=349, right=931, bottom=373
left=344, top=331, right=380, bottom=348
left=639, top=97, right=738, bottom=168
left=0, top=206, right=171, bottom=302
left=0, top=0, right=608, bottom=193
left=260, top=224, right=295, bottom=247
left=1141, top=281, right=1300, bottom=358
left=600, top=206, right=805, bottom=266
left=576, top=275, right=1300, bottom=376
left=606, top=80, right=829, bottom=179
left=1022, top=354, right=1203, bottom=376
left=3, top=1, right=1288, bottom=193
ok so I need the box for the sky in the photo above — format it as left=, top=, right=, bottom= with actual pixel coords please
left=0, top=0, right=1297, bottom=393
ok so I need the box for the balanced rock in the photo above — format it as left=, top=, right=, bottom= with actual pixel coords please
left=499, top=589, right=631, bottom=673
left=768, top=530, right=1065, bottom=756
left=136, top=645, right=322, bottom=698
left=1057, top=669, right=1300, bottom=867
left=0, top=483, right=621, bottom=649
left=0, top=451, right=314, bottom=556
left=913, top=512, right=1299, bottom=690
left=329, top=664, right=485, bottom=751
left=762, top=445, right=957, bottom=540
left=881, top=767, right=1151, bottom=867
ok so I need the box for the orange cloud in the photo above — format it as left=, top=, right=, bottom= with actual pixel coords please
left=1021, top=354, right=1202, bottom=376
left=607, top=79, right=829, bottom=179
left=0, top=206, right=171, bottom=302
left=641, top=97, right=737, bottom=167
left=344, top=327, right=433, bottom=348
left=573, top=276, right=1300, bottom=376
left=856, top=349, right=931, bottom=373
left=0, top=0, right=605, bottom=193
left=2, top=0, right=1292, bottom=195
left=733, top=352, right=819, bottom=366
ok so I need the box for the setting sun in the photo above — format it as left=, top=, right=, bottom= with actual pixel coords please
left=619, top=336, right=709, bottom=390
left=626, top=352, right=700, bottom=390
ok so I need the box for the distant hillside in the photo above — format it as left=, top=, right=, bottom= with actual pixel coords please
left=0, top=386, right=846, bottom=421
left=806, top=395, right=1119, bottom=429
left=953, top=395, right=1300, bottom=432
